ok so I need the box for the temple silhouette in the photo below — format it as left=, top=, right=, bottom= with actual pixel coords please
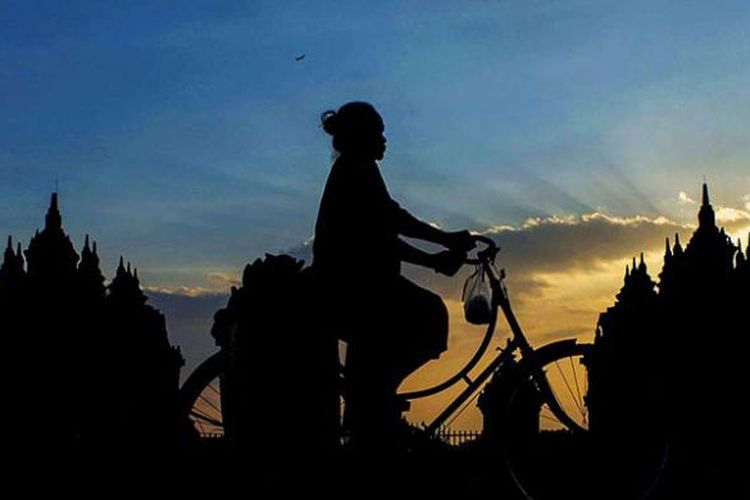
left=0, top=193, right=185, bottom=455
left=587, top=183, right=749, bottom=496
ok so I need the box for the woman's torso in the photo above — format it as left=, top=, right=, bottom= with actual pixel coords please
left=312, top=156, right=401, bottom=289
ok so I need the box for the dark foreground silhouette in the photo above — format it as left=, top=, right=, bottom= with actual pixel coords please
left=0, top=155, right=747, bottom=496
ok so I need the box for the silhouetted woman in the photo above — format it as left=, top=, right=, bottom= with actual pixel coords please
left=313, top=102, right=476, bottom=448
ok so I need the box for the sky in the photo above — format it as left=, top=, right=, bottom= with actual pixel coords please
left=2, top=1, right=750, bottom=429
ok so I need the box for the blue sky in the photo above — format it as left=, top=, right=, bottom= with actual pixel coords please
left=2, top=0, right=750, bottom=290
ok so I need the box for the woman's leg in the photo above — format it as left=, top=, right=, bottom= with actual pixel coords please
left=342, top=277, right=449, bottom=449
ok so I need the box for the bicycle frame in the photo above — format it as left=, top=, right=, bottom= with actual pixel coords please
left=180, top=236, right=589, bottom=441
left=399, top=236, right=587, bottom=436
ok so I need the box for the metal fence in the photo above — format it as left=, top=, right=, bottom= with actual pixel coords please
left=436, top=428, right=481, bottom=447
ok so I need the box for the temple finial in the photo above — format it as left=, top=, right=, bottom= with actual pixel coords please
left=45, top=192, right=62, bottom=230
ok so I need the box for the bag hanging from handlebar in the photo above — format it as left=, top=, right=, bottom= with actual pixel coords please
left=462, top=264, right=493, bottom=325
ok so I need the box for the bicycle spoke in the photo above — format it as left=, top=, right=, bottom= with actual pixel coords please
left=192, top=401, right=218, bottom=419
left=191, top=408, right=222, bottom=426
left=206, top=381, right=220, bottom=396
left=570, top=356, right=583, bottom=408
left=198, top=394, right=222, bottom=414
left=554, top=360, right=585, bottom=417
left=540, top=412, right=561, bottom=424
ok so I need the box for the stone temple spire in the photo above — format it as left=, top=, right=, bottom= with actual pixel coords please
left=698, top=183, right=716, bottom=229
left=77, top=234, right=105, bottom=298
left=45, top=192, right=62, bottom=231
left=16, top=241, right=23, bottom=267
left=79, top=234, right=100, bottom=270
left=0, top=235, right=25, bottom=284
left=673, top=233, right=683, bottom=256
left=116, top=256, right=127, bottom=278
left=4, top=236, right=16, bottom=267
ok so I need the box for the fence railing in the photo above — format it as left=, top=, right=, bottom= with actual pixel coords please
left=435, top=428, right=481, bottom=447
left=200, top=429, right=482, bottom=447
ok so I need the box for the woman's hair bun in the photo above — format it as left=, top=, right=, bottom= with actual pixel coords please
left=320, top=110, right=338, bottom=135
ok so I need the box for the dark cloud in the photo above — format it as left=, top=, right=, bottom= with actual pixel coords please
left=288, top=211, right=695, bottom=301
left=486, top=213, right=686, bottom=274
left=408, top=213, right=696, bottom=301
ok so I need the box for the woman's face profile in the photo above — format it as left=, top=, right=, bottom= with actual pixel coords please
left=365, top=116, right=386, bottom=161
left=373, top=123, right=386, bottom=160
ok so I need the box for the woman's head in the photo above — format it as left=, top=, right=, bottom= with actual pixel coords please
left=321, top=101, right=386, bottom=160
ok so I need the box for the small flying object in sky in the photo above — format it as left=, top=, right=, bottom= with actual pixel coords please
left=295, top=54, right=306, bottom=61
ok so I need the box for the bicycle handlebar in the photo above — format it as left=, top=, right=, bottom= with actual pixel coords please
left=464, top=235, right=499, bottom=265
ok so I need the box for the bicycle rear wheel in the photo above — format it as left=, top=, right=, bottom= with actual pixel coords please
left=502, top=341, right=668, bottom=500
left=179, top=352, right=226, bottom=445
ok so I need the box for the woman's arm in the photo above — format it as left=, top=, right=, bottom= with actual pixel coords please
left=397, top=237, right=435, bottom=267
left=390, top=199, right=476, bottom=252
left=397, top=238, right=466, bottom=276
left=391, top=199, right=447, bottom=244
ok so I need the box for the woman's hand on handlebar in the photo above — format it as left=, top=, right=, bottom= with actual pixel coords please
left=433, top=249, right=467, bottom=276
left=465, top=235, right=500, bottom=265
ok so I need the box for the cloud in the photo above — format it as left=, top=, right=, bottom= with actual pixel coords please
left=744, top=194, right=750, bottom=212
left=678, top=191, right=696, bottom=205
left=714, top=205, right=750, bottom=233
left=715, top=206, right=750, bottom=225
left=206, top=272, right=240, bottom=289
left=141, top=270, right=242, bottom=297
left=143, top=285, right=225, bottom=298
left=418, top=211, right=690, bottom=299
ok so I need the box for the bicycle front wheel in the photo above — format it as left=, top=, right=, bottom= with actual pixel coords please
left=502, top=341, right=667, bottom=500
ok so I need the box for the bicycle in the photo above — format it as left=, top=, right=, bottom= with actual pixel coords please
left=179, top=237, right=667, bottom=498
